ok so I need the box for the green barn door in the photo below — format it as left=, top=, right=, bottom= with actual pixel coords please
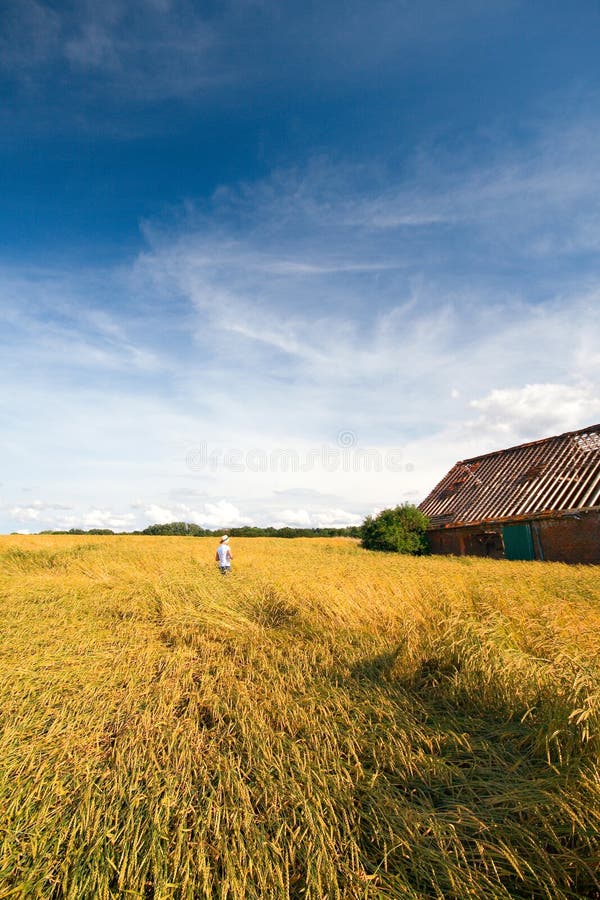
left=502, top=524, right=535, bottom=560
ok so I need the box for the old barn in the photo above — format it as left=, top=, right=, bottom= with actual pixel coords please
left=419, top=424, right=600, bottom=563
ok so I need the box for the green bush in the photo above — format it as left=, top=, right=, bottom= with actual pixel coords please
left=361, top=503, right=429, bottom=554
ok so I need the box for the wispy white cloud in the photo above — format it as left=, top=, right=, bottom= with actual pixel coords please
left=273, top=507, right=362, bottom=529
left=6, top=500, right=136, bottom=531
left=143, top=499, right=250, bottom=529
left=2, top=106, right=600, bottom=532
left=467, top=384, right=600, bottom=443
left=9, top=504, right=43, bottom=523
left=1, top=0, right=516, bottom=102
left=128, top=118, right=600, bottom=497
left=136, top=140, right=600, bottom=423
left=0, top=0, right=220, bottom=99
left=0, top=267, right=167, bottom=376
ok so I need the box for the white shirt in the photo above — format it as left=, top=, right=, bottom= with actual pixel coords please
left=217, top=544, right=231, bottom=565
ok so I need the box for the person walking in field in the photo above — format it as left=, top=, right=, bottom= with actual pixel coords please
left=215, top=535, right=233, bottom=575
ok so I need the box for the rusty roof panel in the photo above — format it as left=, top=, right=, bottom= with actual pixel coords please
left=419, top=424, right=600, bottom=527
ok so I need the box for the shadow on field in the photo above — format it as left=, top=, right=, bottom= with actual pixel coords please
left=250, top=586, right=301, bottom=629
left=349, top=647, right=404, bottom=682
left=339, top=647, right=600, bottom=899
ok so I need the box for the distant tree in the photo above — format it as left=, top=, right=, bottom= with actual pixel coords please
left=141, top=522, right=201, bottom=536
left=361, top=504, right=429, bottom=554
left=138, top=522, right=362, bottom=539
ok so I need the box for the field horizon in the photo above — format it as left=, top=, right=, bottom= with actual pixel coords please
left=1, top=535, right=599, bottom=899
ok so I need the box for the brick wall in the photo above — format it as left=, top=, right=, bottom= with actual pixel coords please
left=427, top=508, right=600, bottom=564
left=536, top=509, right=600, bottom=564
left=427, top=524, right=504, bottom=558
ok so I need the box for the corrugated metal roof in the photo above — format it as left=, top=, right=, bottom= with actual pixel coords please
left=419, top=424, right=600, bottom=528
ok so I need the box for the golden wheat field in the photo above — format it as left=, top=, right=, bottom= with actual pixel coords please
left=1, top=535, right=600, bottom=899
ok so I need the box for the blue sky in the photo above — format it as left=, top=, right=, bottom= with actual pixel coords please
left=2, top=0, right=600, bottom=532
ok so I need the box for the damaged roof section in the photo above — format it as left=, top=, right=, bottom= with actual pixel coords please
left=419, top=424, right=600, bottom=527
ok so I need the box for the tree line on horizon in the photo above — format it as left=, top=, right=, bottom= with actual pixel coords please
left=36, top=522, right=363, bottom=538
left=32, top=504, right=429, bottom=552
